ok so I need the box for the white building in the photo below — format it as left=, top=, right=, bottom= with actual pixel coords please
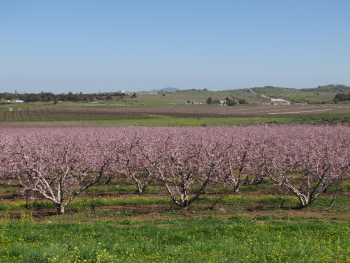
left=271, top=99, right=290, bottom=105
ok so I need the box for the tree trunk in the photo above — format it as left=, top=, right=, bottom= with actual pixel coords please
left=134, top=178, right=147, bottom=195
left=56, top=203, right=65, bottom=214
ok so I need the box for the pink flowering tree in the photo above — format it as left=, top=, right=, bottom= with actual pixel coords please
left=247, top=136, right=279, bottom=185
left=261, top=126, right=350, bottom=207
left=2, top=125, right=349, bottom=213
left=0, top=135, right=11, bottom=184
left=214, top=135, right=252, bottom=192
left=3, top=128, right=118, bottom=214
left=137, top=127, right=226, bottom=208
left=116, top=129, right=157, bottom=194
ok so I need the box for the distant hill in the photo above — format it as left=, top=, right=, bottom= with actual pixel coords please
left=222, top=85, right=349, bottom=104
left=151, top=87, right=179, bottom=92
left=300, top=84, right=350, bottom=93
left=250, top=86, right=298, bottom=94
left=250, top=85, right=350, bottom=94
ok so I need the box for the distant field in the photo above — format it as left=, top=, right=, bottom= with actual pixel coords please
left=1, top=85, right=348, bottom=110
left=1, top=104, right=349, bottom=123
left=1, top=87, right=349, bottom=127
left=249, top=86, right=343, bottom=103
left=119, top=104, right=350, bottom=118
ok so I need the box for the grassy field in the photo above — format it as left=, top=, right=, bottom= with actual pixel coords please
left=1, top=177, right=350, bottom=262
left=1, top=216, right=350, bottom=262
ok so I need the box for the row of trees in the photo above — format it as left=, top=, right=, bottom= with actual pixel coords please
left=1, top=126, right=349, bottom=214
left=206, top=97, right=248, bottom=106
left=206, top=97, right=248, bottom=105
left=0, top=92, right=96, bottom=103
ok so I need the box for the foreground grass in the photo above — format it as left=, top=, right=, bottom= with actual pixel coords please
left=1, top=216, right=349, bottom=262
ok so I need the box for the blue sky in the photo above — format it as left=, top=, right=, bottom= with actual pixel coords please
left=1, top=0, right=349, bottom=94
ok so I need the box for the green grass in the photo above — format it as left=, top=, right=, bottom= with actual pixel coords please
left=0, top=113, right=300, bottom=126
left=299, top=115, right=350, bottom=122
left=0, top=194, right=301, bottom=212
left=1, top=216, right=349, bottom=262
left=303, top=97, right=330, bottom=102
left=250, top=86, right=337, bottom=103
left=77, top=116, right=294, bottom=126
left=239, top=185, right=264, bottom=192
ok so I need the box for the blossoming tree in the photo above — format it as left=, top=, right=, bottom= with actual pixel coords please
left=2, top=128, right=118, bottom=214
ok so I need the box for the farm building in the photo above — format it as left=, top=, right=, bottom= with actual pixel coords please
left=271, top=99, right=290, bottom=105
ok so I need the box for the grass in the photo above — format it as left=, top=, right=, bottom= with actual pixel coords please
left=0, top=194, right=302, bottom=212
left=74, top=116, right=297, bottom=126
left=0, top=114, right=330, bottom=127
left=250, top=86, right=338, bottom=103
left=1, top=216, right=350, bottom=262
left=1, top=178, right=350, bottom=262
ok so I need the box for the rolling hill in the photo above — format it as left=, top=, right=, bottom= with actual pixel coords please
left=224, top=84, right=350, bottom=104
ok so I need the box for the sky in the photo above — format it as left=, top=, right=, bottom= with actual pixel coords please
left=1, top=0, right=349, bottom=94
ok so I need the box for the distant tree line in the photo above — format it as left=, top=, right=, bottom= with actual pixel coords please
left=94, top=92, right=126, bottom=100
left=301, top=85, right=350, bottom=93
left=0, top=92, right=96, bottom=103
left=334, top=92, right=350, bottom=103
left=206, top=96, right=248, bottom=105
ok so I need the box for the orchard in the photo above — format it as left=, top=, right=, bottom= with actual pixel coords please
left=1, top=125, right=349, bottom=214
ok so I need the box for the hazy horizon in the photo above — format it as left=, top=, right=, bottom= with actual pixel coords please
left=2, top=84, right=350, bottom=96
left=1, top=0, right=349, bottom=94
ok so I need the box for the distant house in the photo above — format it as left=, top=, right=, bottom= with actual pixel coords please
left=13, top=100, right=24, bottom=103
left=271, top=99, right=290, bottom=105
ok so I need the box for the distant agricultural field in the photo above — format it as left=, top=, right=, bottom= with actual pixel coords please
left=0, top=104, right=349, bottom=123
left=0, top=108, right=151, bottom=122
left=123, top=104, right=350, bottom=118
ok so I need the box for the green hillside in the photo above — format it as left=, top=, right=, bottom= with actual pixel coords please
left=129, top=84, right=348, bottom=105
left=300, top=84, right=350, bottom=93
left=226, top=84, right=350, bottom=104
